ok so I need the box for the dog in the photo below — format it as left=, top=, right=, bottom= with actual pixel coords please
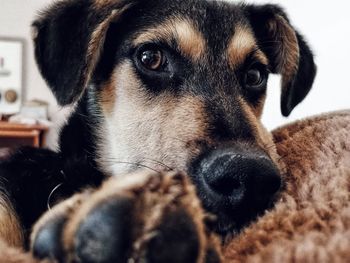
left=0, top=0, right=316, bottom=262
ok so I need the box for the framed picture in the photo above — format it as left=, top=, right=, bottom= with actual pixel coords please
left=0, top=38, right=24, bottom=115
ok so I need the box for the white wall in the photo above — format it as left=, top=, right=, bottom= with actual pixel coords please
left=0, top=0, right=349, bottom=139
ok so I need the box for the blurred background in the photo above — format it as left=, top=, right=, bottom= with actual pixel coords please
left=0, top=0, right=349, bottom=150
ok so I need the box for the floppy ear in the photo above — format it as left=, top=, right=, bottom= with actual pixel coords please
left=245, top=4, right=317, bottom=116
left=32, top=0, right=133, bottom=105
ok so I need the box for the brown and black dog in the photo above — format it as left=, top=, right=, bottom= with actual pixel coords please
left=0, top=0, right=316, bottom=262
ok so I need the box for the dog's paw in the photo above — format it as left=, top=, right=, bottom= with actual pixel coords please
left=30, top=170, right=222, bottom=263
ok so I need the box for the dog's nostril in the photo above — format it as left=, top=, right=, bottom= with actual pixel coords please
left=210, top=175, right=242, bottom=196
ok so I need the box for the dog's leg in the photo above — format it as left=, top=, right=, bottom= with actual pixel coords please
left=0, top=195, right=24, bottom=247
left=30, top=170, right=223, bottom=263
left=0, top=239, right=40, bottom=263
left=0, top=196, right=39, bottom=262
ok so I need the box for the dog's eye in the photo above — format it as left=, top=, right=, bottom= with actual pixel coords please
left=244, top=66, right=268, bottom=91
left=139, top=49, right=164, bottom=71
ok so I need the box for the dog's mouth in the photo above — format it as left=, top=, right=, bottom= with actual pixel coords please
left=202, top=189, right=279, bottom=239
left=210, top=194, right=279, bottom=238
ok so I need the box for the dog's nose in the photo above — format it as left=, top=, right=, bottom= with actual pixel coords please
left=193, top=148, right=281, bottom=213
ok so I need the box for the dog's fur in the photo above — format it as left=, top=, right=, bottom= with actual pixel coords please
left=0, top=0, right=316, bottom=261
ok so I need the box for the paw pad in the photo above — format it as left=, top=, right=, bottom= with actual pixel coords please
left=31, top=170, right=223, bottom=263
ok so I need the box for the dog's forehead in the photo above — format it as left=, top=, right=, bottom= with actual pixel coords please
left=128, top=0, right=257, bottom=63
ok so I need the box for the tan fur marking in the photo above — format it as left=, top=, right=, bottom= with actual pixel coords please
left=133, top=18, right=205, bottom=60
left=252, top=94, right=267, bottom=118
left=238, top=97, right=281, bottom=167
left=133, top=26, right=171, bottom=47
left=254, top=49, right=269, bottom=66
left=268, top=15, right=300, bottom=89
left=85, top=9, right=120, bottom=83
left=174, top=20, right=206, bottom=60
left=227, top=26, right=257, bottom=68
left=0, top=195, right=24, bottom=247
left=82, top=4, right=132, bottom=98
left=99, top=72, right=118, bottom=114
left=93, top=0, right=117, bottom=9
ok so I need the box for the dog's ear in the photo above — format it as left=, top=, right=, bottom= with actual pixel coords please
left=245, top=4, right=317, bottom=116
left=32, top=0, right=133, bottom=105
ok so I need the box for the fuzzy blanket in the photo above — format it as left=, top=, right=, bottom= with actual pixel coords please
left=224, top=110, right=350, bottom=262
left=0, top=110, right=349, bottom=262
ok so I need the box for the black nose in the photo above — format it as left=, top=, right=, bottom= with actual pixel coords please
left=193, top=148, right=281, bottom=217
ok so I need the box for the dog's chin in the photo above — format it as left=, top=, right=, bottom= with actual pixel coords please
left=213, top=201, right=276, bottom=239
left=213, top=213, right=255, bottom=239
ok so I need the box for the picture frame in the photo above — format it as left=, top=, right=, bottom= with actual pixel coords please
left=0, top=37, right=25, bottom=115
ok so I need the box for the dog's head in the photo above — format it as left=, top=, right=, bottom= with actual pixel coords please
left=33, top=0, right=316, bottom=235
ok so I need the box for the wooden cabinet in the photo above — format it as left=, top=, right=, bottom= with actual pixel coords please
left=0, top=121, right=48, bottom=149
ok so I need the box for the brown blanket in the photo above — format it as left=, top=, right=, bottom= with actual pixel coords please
left=224, top=110, right=350, bottom=262
left=1, top=111, right=349, bottom=262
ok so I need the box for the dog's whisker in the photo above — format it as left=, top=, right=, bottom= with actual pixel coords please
left=265, top=143, right=277, bottom=151
left=101, top=159, right=161, bottom=173
left=47, top=183, right=64, bottom=210
left=277, top=154, right=289, bottom=163
left=140, top=157, right=173, bottom=171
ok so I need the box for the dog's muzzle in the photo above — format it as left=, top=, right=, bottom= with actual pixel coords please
left=190, top=145, right=281, bottom=234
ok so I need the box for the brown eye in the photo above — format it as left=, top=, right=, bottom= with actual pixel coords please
left=140, top=49, right=163, bottom=70
left=244, top=67, right=267, bottom=90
